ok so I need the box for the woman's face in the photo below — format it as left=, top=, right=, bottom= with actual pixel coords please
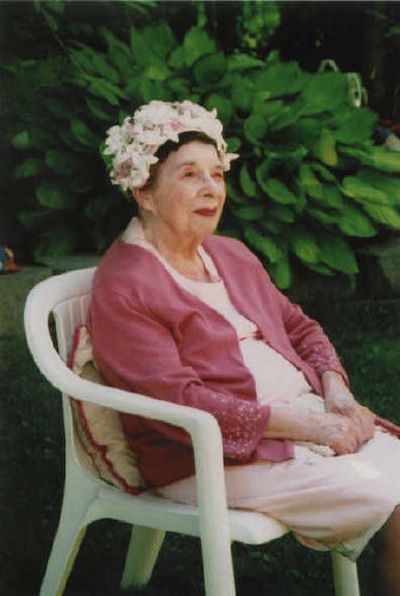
left=136, top=141, right=226, bottom=247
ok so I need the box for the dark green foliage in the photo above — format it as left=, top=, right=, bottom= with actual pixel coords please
left=4, top=4, right=400, bottom=286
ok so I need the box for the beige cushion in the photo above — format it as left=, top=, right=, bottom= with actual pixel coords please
left=69, top=325, right=145, bottom=493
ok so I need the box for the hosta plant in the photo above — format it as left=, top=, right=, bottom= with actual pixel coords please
left=8, top=22, right=400, bottom=288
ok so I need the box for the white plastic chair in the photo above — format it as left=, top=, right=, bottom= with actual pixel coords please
left=24, top=267, right=361, bottom=596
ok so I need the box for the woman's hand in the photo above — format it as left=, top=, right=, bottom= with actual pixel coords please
left=263, top=371, right=375, bottom=454
left=313, top=412, right=367, bottom=455
left=264, top=407, right=373, bottom=455
left=322, top=371, right=375, bottom=449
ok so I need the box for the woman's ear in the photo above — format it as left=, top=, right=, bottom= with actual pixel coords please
left=132, top=187, right=155, bottom=214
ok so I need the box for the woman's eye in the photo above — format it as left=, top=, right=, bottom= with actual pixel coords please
left=213, top=172, right=224, bottom=180
left=184, top=171, right=195, bottom=178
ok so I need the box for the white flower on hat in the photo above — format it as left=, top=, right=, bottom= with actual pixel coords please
left=103, top=100, right=238, bottom=191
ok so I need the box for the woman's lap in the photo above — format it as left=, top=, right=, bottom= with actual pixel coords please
left=157, top=429, right=400, bottom=559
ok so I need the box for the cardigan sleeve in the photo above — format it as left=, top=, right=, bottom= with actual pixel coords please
left=89, top=288, right=270, bottom=462
left=266, top=274, right=349, bottom=385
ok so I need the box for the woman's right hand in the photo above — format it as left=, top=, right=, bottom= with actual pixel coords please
left=313, top=412, right=365, bottom=455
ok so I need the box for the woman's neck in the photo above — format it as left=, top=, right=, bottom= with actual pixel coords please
left=140, top=218, right=211, bottom=282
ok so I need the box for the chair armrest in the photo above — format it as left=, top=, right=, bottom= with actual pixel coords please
left=24, top=280, right=232, bottom=551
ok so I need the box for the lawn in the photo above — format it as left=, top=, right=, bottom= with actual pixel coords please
left=1, top=297, right=399, bottom=595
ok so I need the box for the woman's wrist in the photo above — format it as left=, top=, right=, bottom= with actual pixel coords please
left=322, top=370, right=349, bottom=396
left=264, top=407, right=325, bottom=443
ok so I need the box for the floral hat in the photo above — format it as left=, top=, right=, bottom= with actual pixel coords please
left=103, top=100, right=238, bottom=191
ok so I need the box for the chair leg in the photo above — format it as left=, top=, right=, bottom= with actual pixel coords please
left=39, top=464, right=97, bottom=596
left=331, top=551, right=360, bottom=596
left=40, top=520, right=87, bottom=596
left=121, top=525, right=166, bottom=590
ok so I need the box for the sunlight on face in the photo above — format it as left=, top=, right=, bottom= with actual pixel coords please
left=141, top=141, right=226, bottom=247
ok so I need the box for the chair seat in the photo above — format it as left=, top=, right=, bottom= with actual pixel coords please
left=86, top=482, right=289, bottom=545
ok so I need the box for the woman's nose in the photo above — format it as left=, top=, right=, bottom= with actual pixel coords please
left=200, top=172, right=219, bottom=194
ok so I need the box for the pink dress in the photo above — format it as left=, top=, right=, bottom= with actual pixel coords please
left=123, top=218, right=400, bottom=559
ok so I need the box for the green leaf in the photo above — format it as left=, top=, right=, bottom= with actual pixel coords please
left=261, top=220, right=280, bottom=234
left=253, top=61, right=304, bottom=98
left=338, top=146, right=370, bottom=163
left=306, top=262, right=335, bottom=276
left=239, top=164, right=257, bottom=198
left=226, top=137, right=241, bottom=152
left=253, top=98, right=284, bottom=119
left=183, top=27, right=216, bottom=66
left=290, top=230, right=320, bottom=264
left=130, top=26, right=151, bottom=65
left=141, top=23, right=176, bottom=59
left=72, top=43, right=120, bottom=84
left=35, top=181, right=70, bottom=209
left=168, top=77, right=190, bottom=96
left=244, top=114, right=269, bottom=144
left=226, top=183, right=248, bottom=205
left=334, top=108, right=377, bottom=144
left=307, top=207, right=338, bottom=225
left=204, top=93, right=232, bottom=124
left=244, top=227, right=284, bottom=263
left=269, top=100, right=304, bottom=131
left=302, top=72, right=347, bottom=115
left=255, top=160, right=271, bottom=191
left=82, top=75, right=128, bottom=106
left=368, top=148, right=400, bottom=173
left=363, top=205, right=400, bottom=229
left=139, top=78, right=171, bottom=103
left=85, top=98, right=111, bottom=121
left=340, top=146, right=400, bottom=173
left=319, top=234, right=358, bottom=274
left=270, top=205, right=295, bottom=223
left=11, top=130, right=31, bottom=150
left=298, top=164, right=324, bottom=199
left=145, top=61, right=170, bottom=82
left=70, top=119, right=98, bottom=147
left=310, top=162, right=336, bottom=183
left=337, top=205, right=376, bottom=237
left=45, top=150, right=80, bottom=175
left=322, top=185, right=344, bottom=209
left=342, top=175, right=390, bottom=205
left=292, top=117, right=320, bottom=147
left=265, top=145, right=309, bottom=166
left=262, top=178, right=297, bottom=205
left=228, top=53, right=265, bottom=71
left=231, top=75, right=253, bottom=112
left=168, top=46, right=186, bottom=69
left=13, top=158, right=43, bottom=178
left=235, top=205, right=265, bottom=221
left=355, top=169, right=400, bottom=205
left=313, top=128, right=338, bottom=166
left=194, top=53, right=227, bottom=86
left=269, top=259, right=292, bottom=289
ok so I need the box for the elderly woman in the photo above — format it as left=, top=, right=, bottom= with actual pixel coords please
left=89, top=100, right=400, bottom=594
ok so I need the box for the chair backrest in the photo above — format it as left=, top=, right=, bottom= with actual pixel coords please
left=53, top=294, right=91, bottom=362
left=25, top=267, right=97, bottom=475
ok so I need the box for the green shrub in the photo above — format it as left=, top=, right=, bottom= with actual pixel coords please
left=7, top=19, right=400, bottom=287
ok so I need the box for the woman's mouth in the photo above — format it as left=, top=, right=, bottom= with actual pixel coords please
left=194, top=208, right=218, bottom=217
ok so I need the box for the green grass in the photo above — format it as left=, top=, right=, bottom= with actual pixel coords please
left=1, top=299, right=399, bottom=595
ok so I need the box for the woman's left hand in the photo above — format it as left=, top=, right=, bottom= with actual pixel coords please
left=322, top=371, right=375, bottom=448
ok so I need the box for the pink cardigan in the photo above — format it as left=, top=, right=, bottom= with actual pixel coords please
left=88, top=234, right=348, bottom=487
